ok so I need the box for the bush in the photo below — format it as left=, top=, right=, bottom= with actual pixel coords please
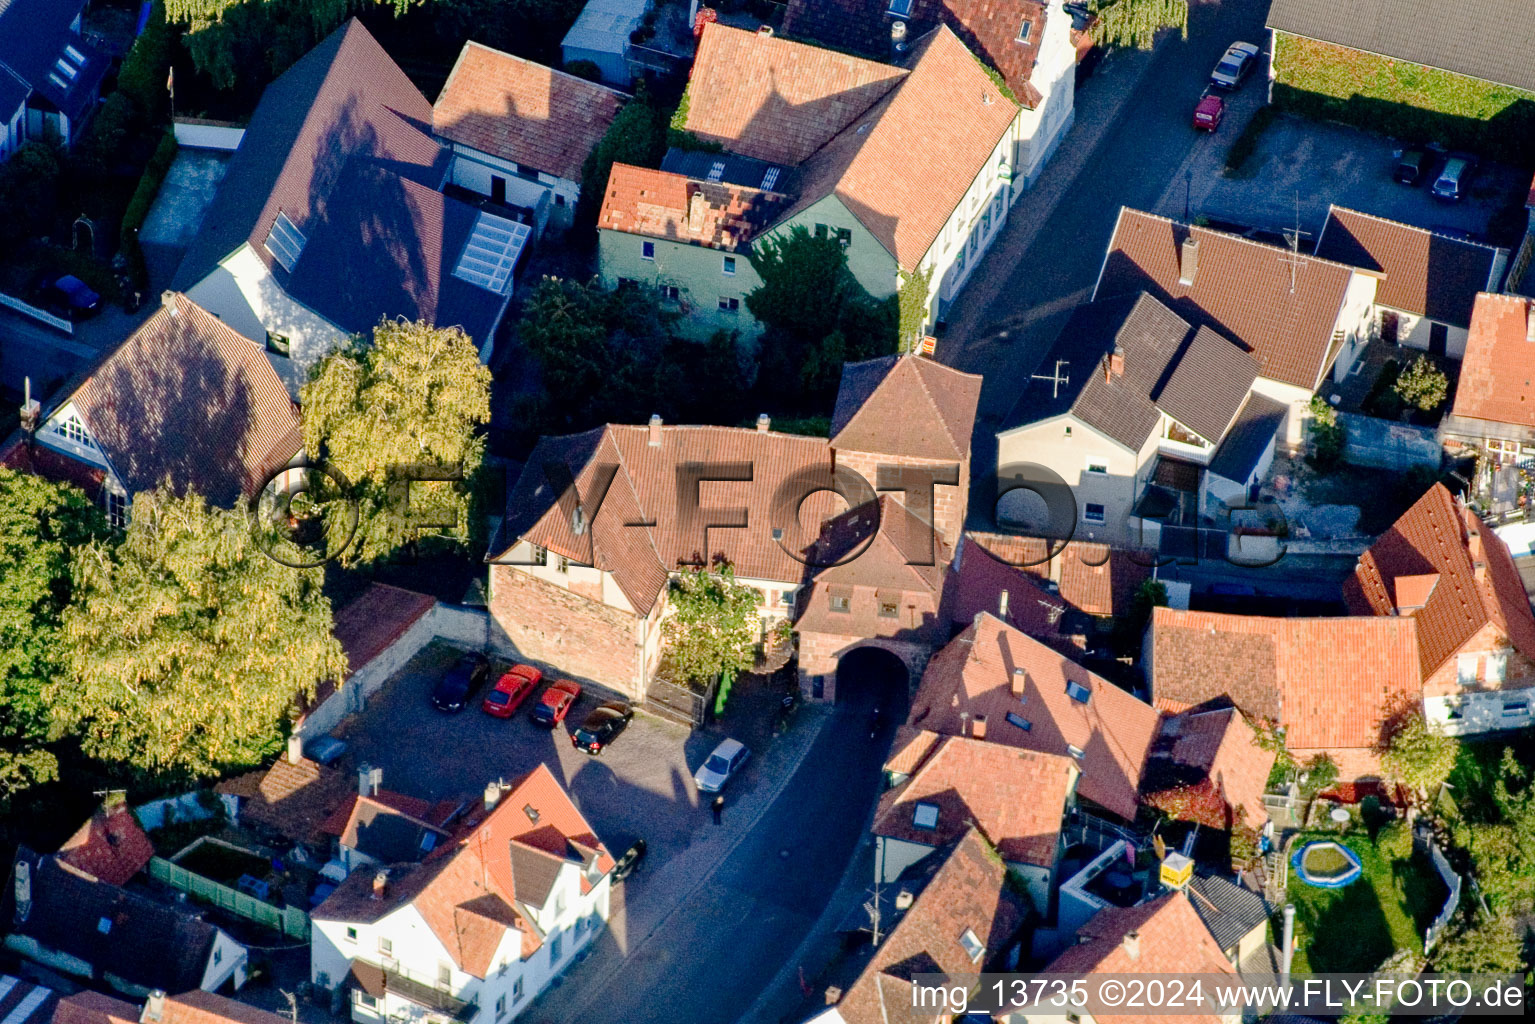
left=564, top=60, right=601, bottom=82
left=116, top=2, right=176, bottom=120
left=1223, top=106, right=1276, bottom=176
left=1394, top=355, right=1449, bottom=414
left=0, top=142, right=63, bottom=248
left=1308, top=395, right=1345, bottom=469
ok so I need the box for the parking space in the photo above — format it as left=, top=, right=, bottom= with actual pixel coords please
left=1157, top=106, right=1529, bottom=247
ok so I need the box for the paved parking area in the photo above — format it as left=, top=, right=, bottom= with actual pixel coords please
left=1157, top=105, right=1529, bottom=246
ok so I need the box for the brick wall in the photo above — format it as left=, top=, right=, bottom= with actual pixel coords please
left=488, top=565, right=645, bottom=698
left=1422, top=620, right=1532, bottom=699
left=832, top=449, right=970, bottom=552
left=797, top=630, right=932, bottom=702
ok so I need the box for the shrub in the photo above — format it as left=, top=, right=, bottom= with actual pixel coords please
left=1223, top=106, right=1276, bottom=176
left=564, top=60, right=601, bottom=82
left=116, top=2, right=176, bottom=119
left=1394, top=355, right=1449, bottom=413
left=1308, top=395, right=1345, bottom=469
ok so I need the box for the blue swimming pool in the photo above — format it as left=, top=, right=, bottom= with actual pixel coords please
left=1291, top=840, right=1364, bottom=888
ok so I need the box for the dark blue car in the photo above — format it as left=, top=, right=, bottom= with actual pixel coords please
left=430, top=652, right=490, bottom=713
left=41, top=275, right=102, bottom=318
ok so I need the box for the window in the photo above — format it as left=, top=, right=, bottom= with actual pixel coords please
left=982, top=209, right=991, bottom=235
left=1016, top=18, right=1032, bottom=42
left=707, top=160, right=725, bottom=183
left=912, top=802, right=940, bottom=830
left=780, top=589, right=795, bottom=610
left=836, top=227, right=852, bottom=249
left=1067, top=1016, right=1082, bottom=1024
left=550, top=933, right=563, bottom=963
left=557, top=555, right=570, bottom=573
left=994, top=194, right=1004, bottom=220
left=878, top=598, right=899, bottom=619
left=723, top=255, right=737, bottom=275
left=355, top=993, right=377, bottom=1010
left=641, top=240, right=656, bottom=260
left=555, top=194, right=566, bottom=206
left=814, top=223, right=829, bottom=240
left=1084, top=503, right=1105, bottom=523
left=59, top=414, right=91, bottom=447
left=213, top=949, right=222, bottom=965
left=718, top=296, right=740, bottom=312
left=829, top=593, right=850, bottom=613
left=266, top=331, right=290, bottom=357
left=660, top=284, right=680, bottom=302
left=1486, top=650, right=1508, bottom=685
left=495, top=996, right=506, bottom=1019
left=1006, top=711, right=1031, bottom=731
left=1457, top=653, right=1479, bottom=686
left=1067, top=744, right=1085, bottom=760
left=888, top=0, right=913, bottom=15
left=263, top=211, right=308, bottom=272
left=1087, top=462, right=1107, bottom=475
left=106, top=491, right=127, bottom=530
left=512, top=978, right=524, bottom=1002
left=438, top=963, right=452, bottom=987
left=345, top=927, right=358, bottom=942
left=1066, top=680, right=1091, bottom=704
left=1504, top=700, right=1530, bottom=717
left=958, top=927, right=985, bottom=962
left=378, top=937, right=393, bottom=956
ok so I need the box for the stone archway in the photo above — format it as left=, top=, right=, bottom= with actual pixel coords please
left=833, top=643, right=914, bottom=713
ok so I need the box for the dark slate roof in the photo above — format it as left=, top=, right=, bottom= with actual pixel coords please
left=1267, top=0, right=1535, bottom=94
left=0, top=66, right=28, bottom=120
left=0, top=0, right=107, bottom=122
left=1156, top=325, right=1260, bottom=442
left=506, top=843, right=562, bottom=909
left=1209, top=393, right=1287, bottom=484
left=2, top=850, right=220, bottom=994
left=1187, top=874, right=1271, bottom=953
left=660, top=147, right=795, bottom=194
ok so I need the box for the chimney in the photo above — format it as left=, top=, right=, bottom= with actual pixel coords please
left=757, top=413, right=771, bottom=433
left=998, top=589, right=1010, bottom=620
left=894, top=889, right=915, bottom=910
left=160, top=290, right=178, bottom=311
left=1010, top=666, right=1027, bottom=697
left=357, top=763, right=381, bottom=798
left=1110, top=345, right=1125, bottom=377
left=1526, top=301, right=1535, bottom=343
left=757, top=24, right=773, bottom=36
left=1178, top=236, right=1199, bottom=286
left=286, top=733, right=304, bottom=764
left=19, top=377, right=40, bottom=433
left=1121, top=930, right=1141, bottom=961
left=890, top=19, right=908, bottom=55
left=1280, top=904, right=1296, bottom=988
left=484, top=780, right=505, bottom=812
left=648, top=413, right=662, bottom=445
left=141, top=992, right=166, bottom=1024
left=971, top=714, right=986, bottom=739
left=687, top=188, right=707, bottom=233
left=372, top=870, right=388, bottom=900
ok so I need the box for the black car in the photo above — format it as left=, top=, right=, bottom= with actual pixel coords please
left=37, top=274, right=102, bottom=319
left=612, top=839, right=647, bottom=882
left=572, top=701, right=634, bottom=754
left=1393, top=148, right=1429, bottom=185
left=430, top=652, right=490, bottom=712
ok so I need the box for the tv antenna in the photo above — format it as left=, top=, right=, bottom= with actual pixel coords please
left=1277, top=191, right=1305, bottom=294
left=1031, top=359, right=1070, bottom=399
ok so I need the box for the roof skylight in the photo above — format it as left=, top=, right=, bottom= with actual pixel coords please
left=264, top=211, right=308, bottom=273
left=453, top=211, right=529, bottom=295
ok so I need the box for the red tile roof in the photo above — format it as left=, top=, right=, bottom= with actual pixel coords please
left=943, top=534, right=1078, bottom=642
left=1344, top=482, right=1535, bottom=681
left=1146, top=607, right=1422, bottom=753
left=910, top=613, right=1159, bottom=819
left=1096, top=209, right=1359, bottom=390
left=333, top=583, right=436, bottom=678
left=965, top=533, right=1154, bottom=617
left=432, top=42, right=625, bottom=182
left=1144, top=705, right=1275, bottom=829
left=156, top=992, right=292, bottom=1024
left=1451, top=293, right=1535, bottom=430
left=683, top=24, right=908, bottom=165
left=215, top=754, right=355, bottom=844
left=873, top=734, right=1076, bottom=867
left=53, top=993, right=138, bottom=1024
left=56, top=803, right=155, bottom=886
left=1313, top=206, right=1502, bottom=329
left=830, top=354, right=983, bottom=461
left=597, top=163, right=790, bottom=251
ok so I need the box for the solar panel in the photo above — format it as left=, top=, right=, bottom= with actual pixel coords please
left=264, top=211, right=307, bottom=272
left=64, top=45, right=87, bottom=64
left=54, top=58, right=78, bottom=80
left=453, top=212, right=529, bottom=295
left=760, top=167, right=780, bottom=191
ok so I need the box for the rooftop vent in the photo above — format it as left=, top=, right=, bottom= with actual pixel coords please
left=1178, top=236, right=1199, bottom=286
left=891, top=19, right=909, bottom=55
left=649, top=413, right=663, bottom=445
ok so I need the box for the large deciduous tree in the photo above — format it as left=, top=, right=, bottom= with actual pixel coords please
left=1088, top=0, right=1188, bottom=51
left=0, top=469, right=108, bottom=807
left=52, top=487, right=347, bottom=777
left=302, top=319, right=492, bottom=565
left=661, top=564, right=761, bottom=711
left=1380, top=710, right=1458, bottom=801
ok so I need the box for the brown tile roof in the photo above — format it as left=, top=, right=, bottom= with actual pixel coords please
left=320, top=790, right=450, bottom=863
left=1314, top=206, right=1502, bottom=329
left=961, top=533, right=1153, bottom=619
left=215, top=754, right=355, bottom=844
left=597, top=163, right=790, bottom=252
left=796, top=497, right=950, bottom=638
left=1095, top=209, right=1359, bottom=390
left=1146, top=607, right=1422, bottom=753
left=782, top=0, right=1050, bottom=107
left=50, top=294, right=301, bottom=506
left=873, top=734, right=1076, bottom=867
left=156, top=992, right=292, bottom=1024
left=783, top=25, right=1020, bottom=270
left=832, top=828, right=1028, bottom=1024
left=830, top=354, right=983, bottom=461
left=53, top=993, right=138, bottom=1024
left=909, top=613, right=1159, bottom=819
left=56, top=803, right=155, bottom=886
left=1144, top=704, right=1276, bottom=829
left=942, top=535, right=1079, bottom=643
left=1344, top=482, right=1535, bottom=680
left=1045, top=891, right=1234, bottom=1024
left=885, top=725, right=944, bottom=776
left=1451, top=293, right=1535, bottom=429
left=333, top=583, right=437, bottom=677
left=682, top=23, right=908, bottom=165
left=432, top=41, right=626, bottom=182
left=0, top=430, right=108, bottom=500
left=314, top=764, right=610, bottom=976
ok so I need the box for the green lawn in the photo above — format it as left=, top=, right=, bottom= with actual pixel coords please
left=1287, top=824, right=1447, bottom=974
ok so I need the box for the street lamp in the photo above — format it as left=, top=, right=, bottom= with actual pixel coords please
left=1183, top=168, right=1194, bottom=223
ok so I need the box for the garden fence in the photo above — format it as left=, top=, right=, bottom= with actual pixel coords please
left=1336, top=412, right=1441, bottom=471
left=0, top=291, right=72, bottom=334
left=1421, top=836, right=1462, bottom=954
left=149, top=856, right=309, bottom=940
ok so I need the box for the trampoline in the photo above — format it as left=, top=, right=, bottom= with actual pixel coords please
left=1291, top=840, right=1363, bottom=888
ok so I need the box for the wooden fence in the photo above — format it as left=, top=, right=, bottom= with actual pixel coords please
left=149, top=856, right=309, bottom=940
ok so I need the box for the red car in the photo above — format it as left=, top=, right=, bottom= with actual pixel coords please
left=1193, top=93, right=1224, bottom=131
left=482, top=664, right=543, bottom=717
left=530, top=679, right=583, bottom=727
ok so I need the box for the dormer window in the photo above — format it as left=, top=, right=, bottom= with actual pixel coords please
left=887, top=0, right=914, bottom=16
left=1067, top=744, right=1085, bottom=760
left=1017, top=19, right=1032, bottom=43
left=829, top=589, right=851, bottom=613
left=524, top=803, right=540, bottom=824
left=1066, top=680, right=1091, bottom=703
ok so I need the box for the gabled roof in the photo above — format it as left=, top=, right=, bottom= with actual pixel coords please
left=320, top=791, right=451, bottom=863
left=1266, top=0, right=1535, bottom=94
left=1000, top=292, right=1258, bottom=447
left=53, top=992, right=138, bottom=1024
left=830, top=354, right=982, bottom=461
left=961, top=533, right=1154, bottom=619
left=432, top=41, right=626, bottom=182
left=155, top=992, right=293, bottom=1024
left=782, top=0, right=1050, bottom=108
left=831, top=828, right=1027, bottom=1024
left=1147, top=607, right=1422, bottom=752
left=56, top=803, right=155, bottom=887
left=1314, top=206, right=1503, bottom=328
left=215, top=754, right=354, bottom=845
left=682, top=23, right=908, bottom=165
left=1451, top=293, right=1535, bottom=429
left=796, top=497, right=951, bottom=637
left=941, top=535, right=1084, bottom=645
left=1209, top=392, right=1288, bottom=484
left=597, top=163, right=791, bottom=252
left=1344, top=482, right=1535, bottom=679
left=1095, top=209, right=1358, bottom=391
left=1187, top=874, right=1271, bottom=955
left=0, top=0, right=106, bottom=122
left=873, top=734, right=1075, bottom=867
left=333, top=583, right=437, bottom=678
left=2, top=851, right=223, bottom=995
left=1144, top=704, right=1275, bottom=829
left=910, top=613, right=1159, bottom=819
left=38, top=294, right=301, bottom=506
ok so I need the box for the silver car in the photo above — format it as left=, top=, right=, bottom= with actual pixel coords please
left=1431, top=154, right=1475, bottom=201
left=1210, top=42, right=1260, bottom=90
left=694, top=737, right=750, bottom=793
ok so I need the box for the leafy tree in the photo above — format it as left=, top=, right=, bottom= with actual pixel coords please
left=1381, top=710, right=1458, bottom=801
left=897, top=264, right=934, bottom=353
left=661, top=564, right=760, bottom=711
left=302, top=319, right=492, bottom=565
left=1431, top=911, right=1529, bottom=974
left=578, top=84, right=667, bottom=235
left=1308, top=394, right=1345, bottom=469
left=0, top=469, right=108, bottom=808
left=1253, top=719, right=1297, bottom=789
left=1088, top=0, right=1188, bottom=50
left=52, top=487, right=347, bottom=778
left=1393, top=355, right=1450, bottom=413
left=1299, top=752, right=1339, bottom=799
left=116, top=1, right=178, bottom=118
left=0, top=142, right=62, bottom=249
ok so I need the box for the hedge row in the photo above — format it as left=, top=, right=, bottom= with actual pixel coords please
left=119, top=131, right=180, bottom=292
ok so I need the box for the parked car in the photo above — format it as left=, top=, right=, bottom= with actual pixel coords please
left=1431, top=154, right=1475, bottom=200
left=1193, top=92, right=1224, bottom=131
left=483, top=663, right=542, bottom=717
left=612, top=839, right=647, bottom=882
left=1209, top=41, right=1260, bottom=90
left=38, top=274, right=101, bottom=318
left=430, top=652, right=489, bottom=712
left=530, top=678, right=583, bottom=726
left=1393, top=147, right=1430, bottom=185
left=693, top=737, right=751, bottom=793
left=572, top=701, right=633, bottom=754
